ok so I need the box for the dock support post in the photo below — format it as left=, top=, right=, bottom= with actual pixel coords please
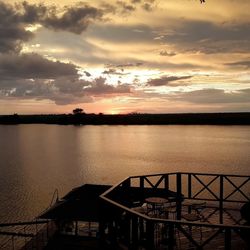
left=168, top=223, right=175, bottom=250
left=225, top=228, right=231, bottom=250
left=146, top=220, right=154, bottom=250
left=130, top=216, right=138, bottom=250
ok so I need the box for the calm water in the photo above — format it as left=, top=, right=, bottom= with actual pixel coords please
left=0, top=125, right=250, bottom=223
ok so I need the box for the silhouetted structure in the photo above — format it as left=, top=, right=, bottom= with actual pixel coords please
left=1, top=172, right=249, bottom=249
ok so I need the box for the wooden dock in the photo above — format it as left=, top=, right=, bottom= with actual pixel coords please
left=100, top=172, right=250, bottom=250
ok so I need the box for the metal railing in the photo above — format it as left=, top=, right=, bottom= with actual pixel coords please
left=0, top=220, right=56, bottom=250
left=100, top=172, right=250, bottom=249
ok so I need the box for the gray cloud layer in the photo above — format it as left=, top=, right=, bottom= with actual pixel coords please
left=0, top=75, right=132, bottom=105
left=161, top=20, right=250, bottom=54
left=225, top=60, right=250, bottom=68
left=169, top=88, right=250, bottom=105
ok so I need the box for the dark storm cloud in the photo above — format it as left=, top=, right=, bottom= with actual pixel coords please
left=163, top=20, right=250, bottom=54
left=147, top=75, right=192, bottom=86
left=0, top=53, right=77, bottom=80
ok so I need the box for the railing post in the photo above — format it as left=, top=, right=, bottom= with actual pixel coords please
left=122, top=178, right=131, bottom=188
left=188, top=173, right=192, bottom=199
left=140, top=177, right=144, bottom=201
left=140, top=176, right=144, bottom=189
left=219, top=175, right=224, bottom=224
left=146, top=220, right=154, bottom=250
left=176, top=173, right=182, bottom=220
left=225, top=228, right=231, bottom=250
left=122, top=178, right=132, bottom=206
left=164, top=174, right=169, bottom=190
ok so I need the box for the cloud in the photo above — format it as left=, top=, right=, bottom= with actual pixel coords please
left=159, top=50, right=176, bottom=57
left=116, top=1, right=136, bottom=13
left=162, top=20, right=250, bottom=54
left=141, top=0, right=156, bottom=12
left=40, top=3, right=103, bottom=34
left=110, top=0, right=156, bottom=15
left=147, top=75, right=192, bottom=86
left=84, top=77, right=131, bottom=95
left=84, top=71, right=92, bottom=77
left=105, top=62, right=143, bottom=71
left=170, top=88, right=250, bottom=104
left=18, top=1, right=104, bottom=34
left=225, top=60, right=250, bottom=68
left=0, top=1, right=33, bottom=53
left=115, top=62, right=143, bottom=68
left=0, top=73, right=131, bottom=105
left=0, top=1, right=104, bottom=53
left=102, top=68, right=127, bottom=75
left=0, top=53, right=77, bottom=80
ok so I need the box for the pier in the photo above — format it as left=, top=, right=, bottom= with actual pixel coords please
left=0, top=172, right=250, bottom=249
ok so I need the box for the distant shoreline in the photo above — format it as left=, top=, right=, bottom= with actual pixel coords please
left=1, top=112, right=250, bottom=125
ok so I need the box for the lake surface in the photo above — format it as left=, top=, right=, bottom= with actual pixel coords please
left=0, top=125, right=250, bottom=223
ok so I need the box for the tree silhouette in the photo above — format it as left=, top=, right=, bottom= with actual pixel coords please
left=73, top=108, right=84, bottom=115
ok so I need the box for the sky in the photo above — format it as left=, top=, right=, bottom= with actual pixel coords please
left=0, top=0, right=250, bottom=114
